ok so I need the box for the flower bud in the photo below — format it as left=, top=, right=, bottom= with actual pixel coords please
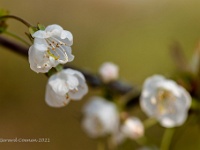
left=121, top=117, right=144, bottom=139
left=99, top=62, right=119, bottom=83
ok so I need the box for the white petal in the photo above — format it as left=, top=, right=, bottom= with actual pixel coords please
left=28, top=46, right=51, bottom=73
left=45, top=24, right=63, bottom=37
left=63, top=46, right=74, bottom=62
left=59, top=36, right=73, bottom=46
left=45, top=24, right=63, bottom=32
left=61, top=30, right=73, bottom=41
left=64, top=69, right=85, bottom=80
left=33, top=38, right=48, bottom=52
left=69, top=80, right=88, bottom=100
left=45, top=84, right=70, bottom=108
left=32, top=30, right=48, bottom=38
left=65, top=69, right=88, bottom=100
left=82, top=115, right=103, bottom=138
left=179, top=86, right=192, bottom=109
left=83, top=97, right=106, bottom=115
left=48, top=77, right=69, bottom=95
left=143, top=75, right=165, bottom=91
left=160, top=117, right=175, bottom=128
left=98, top=104, right=119, bottom=134
left=66, top=74, right=79, bottom=90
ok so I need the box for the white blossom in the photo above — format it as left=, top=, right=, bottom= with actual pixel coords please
left=121, top=117, right=144, bottom=139
left=99, top=62, right=119, bottom=83
left=140, top=75, right=191, bottom=128
left=82, top=97, right=119, bottom=138
left=45, top=69, right=88, bottom=107
left=29, top=24, right=74, bottom=73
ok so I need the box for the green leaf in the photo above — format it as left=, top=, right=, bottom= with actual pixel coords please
left=37, top=24, right=45, bottom=30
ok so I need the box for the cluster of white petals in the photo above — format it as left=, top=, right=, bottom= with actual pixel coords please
left=121, top=117, right=144, bottom=140
left=29, top=24, right=74, bottom=73
left=99, top=62, right=119, bottom=83
left=82, top=97, right=119, bottom=138
left=140, top=75, right=191, bottom=128
left=45, top=69, right=88, bottom=107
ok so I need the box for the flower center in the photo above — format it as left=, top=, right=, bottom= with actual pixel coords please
left=46, top=37, right=68, bottom=63
left=154, top=88, right=176, bottom=115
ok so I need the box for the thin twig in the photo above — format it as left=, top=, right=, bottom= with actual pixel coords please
left=0, top=15, right=32, bottom=27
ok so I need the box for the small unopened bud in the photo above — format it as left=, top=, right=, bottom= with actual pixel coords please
left=121, top=117, right=144, bottom=140
left=99, top=62, right=119, bottom=83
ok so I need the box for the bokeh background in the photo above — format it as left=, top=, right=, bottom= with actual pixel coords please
left=1, top=0, right=200, bottom=149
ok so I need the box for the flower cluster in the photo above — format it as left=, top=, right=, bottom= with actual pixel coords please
left=81, top=62, right=192, bottom=148
left=82, top=63, right=145, bottom=146
left=27, top=26, right=193, bottom=145
left=28, top=24, right=88, bottom=107
left=0, top=13, right=197, bottom=150
left=82, top=96, right=144, bottom=144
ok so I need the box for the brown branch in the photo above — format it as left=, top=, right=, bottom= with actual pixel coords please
left=0, top=36, right=28, bottom=57
left=0, top=36, right=136, bottom=97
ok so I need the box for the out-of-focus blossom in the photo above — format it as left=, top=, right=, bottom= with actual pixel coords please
left=140, top=75, right=191, bottom=128
left=29, top=24, right=74, bottom=73
left=82, top=97, right=119, bottom=138
left=99, top=62, right=119, bottom=83
left=45, top=69, right=88, bottom=107
left=121, top=117, right=144, bottom=139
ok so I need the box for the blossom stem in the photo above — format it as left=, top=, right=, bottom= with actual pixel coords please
left=143, top=118, right=157, bottom=129
left=4, top=30, right=30, bottom=46
left=160, top=128, right=175, bottom=150
left=0, top=15, right=32, bottom=27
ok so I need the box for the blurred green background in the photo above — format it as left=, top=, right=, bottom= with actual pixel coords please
left=1, top=0, right=200, bottom=149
